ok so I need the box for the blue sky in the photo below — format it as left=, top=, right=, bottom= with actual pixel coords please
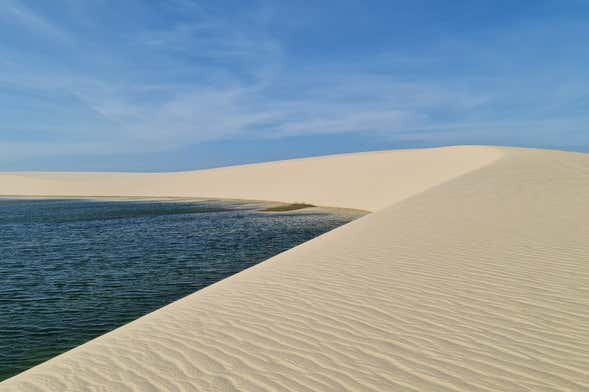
left=1, top=0, right=589, bottom=171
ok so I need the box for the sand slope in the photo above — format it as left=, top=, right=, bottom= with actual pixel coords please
left=0, top=146, right=501, bottom=211
left=1, top=146, right=588, bottom=391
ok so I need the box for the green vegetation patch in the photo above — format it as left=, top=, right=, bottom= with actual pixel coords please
left=261, top=203, right=315, bottom=212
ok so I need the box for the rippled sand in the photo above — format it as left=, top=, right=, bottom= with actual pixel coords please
left=1, top=146, right=588, bottom=391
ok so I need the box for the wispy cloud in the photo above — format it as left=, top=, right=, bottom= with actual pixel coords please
left=1, top=0, right=72, bottom=43
left=1, top=0, right=589, bottom=169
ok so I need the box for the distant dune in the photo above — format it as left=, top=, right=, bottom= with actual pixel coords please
left=0, top=146, right=501, bottom=211
left=1, top=146, right=588, bottom=391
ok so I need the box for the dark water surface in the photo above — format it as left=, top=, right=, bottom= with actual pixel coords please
left=0, top=198, right=360, bottom=381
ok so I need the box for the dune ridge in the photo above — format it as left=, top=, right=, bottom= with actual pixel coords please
left=1, top=146, right=588, bottom=391
left=0, top=146, right=501, bottom=211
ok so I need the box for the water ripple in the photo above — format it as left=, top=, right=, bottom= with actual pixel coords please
left=0, top=198, right=358, bottom=380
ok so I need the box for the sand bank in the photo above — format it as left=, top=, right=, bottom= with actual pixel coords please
left=0, top=146, right=500, bottom=211
left=1, top=146, right=588, bottom=391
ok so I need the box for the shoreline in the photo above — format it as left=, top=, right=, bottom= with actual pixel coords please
left=0, top=198, right=359, bottom=382
left=0, top=195, right=370, bottom=217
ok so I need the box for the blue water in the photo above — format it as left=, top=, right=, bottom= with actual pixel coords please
left=0, top=198, right=359, bottom=381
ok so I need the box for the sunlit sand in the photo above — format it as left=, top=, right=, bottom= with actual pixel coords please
left=1, top=146, right=588, bottom=391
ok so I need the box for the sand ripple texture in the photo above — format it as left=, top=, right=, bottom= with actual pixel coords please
left=1, top=146, right=588, bottom=391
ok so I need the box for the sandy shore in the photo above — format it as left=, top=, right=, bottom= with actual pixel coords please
left=1, top=146, right=588, bottom=391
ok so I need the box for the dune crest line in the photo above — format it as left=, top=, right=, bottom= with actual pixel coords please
left=2, top=146, right=589, bottom=391
left=0, top=146, right=501, bottom=212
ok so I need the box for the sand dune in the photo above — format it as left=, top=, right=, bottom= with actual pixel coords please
left=1, top=146, right=588, bottom=391
left=0, top=146, right=501, bottom=211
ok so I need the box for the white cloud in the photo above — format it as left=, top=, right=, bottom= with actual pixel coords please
left=1, top=0, right=72, bottom=43
left=2, top=0, right=589, bottom=167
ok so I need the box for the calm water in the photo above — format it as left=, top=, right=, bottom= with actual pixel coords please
left=0, top=198, right=359, bottom=381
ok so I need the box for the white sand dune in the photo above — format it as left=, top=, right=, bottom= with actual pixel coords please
left=1, top=146, right=588, bottom=391
left=0, top=146, right=500, bottom=211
